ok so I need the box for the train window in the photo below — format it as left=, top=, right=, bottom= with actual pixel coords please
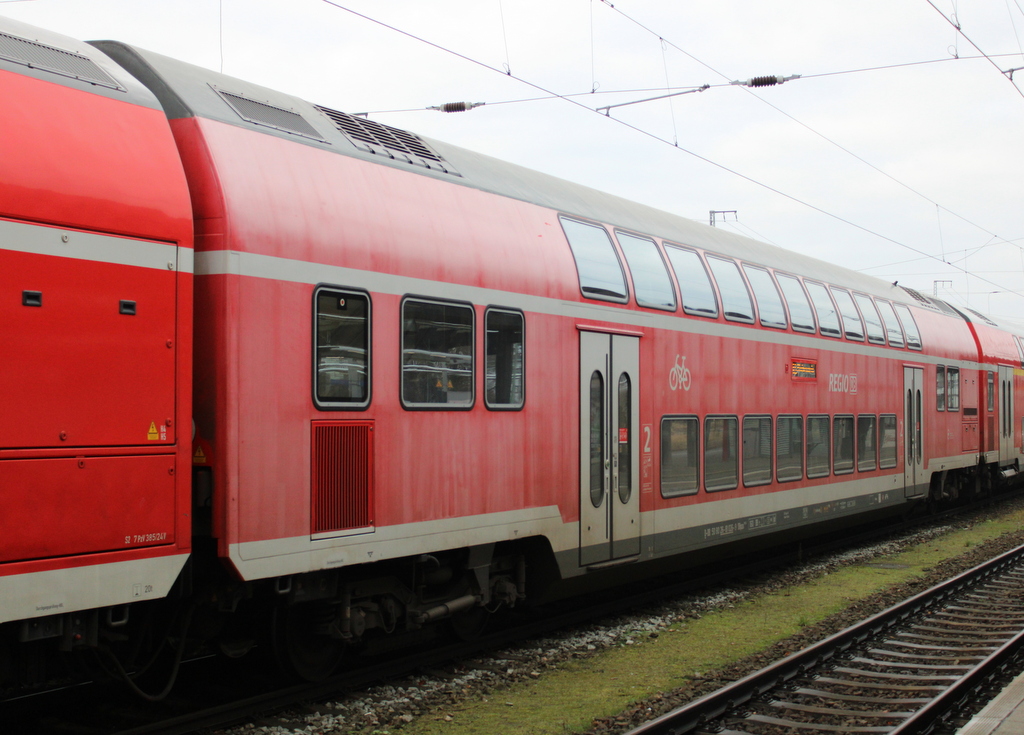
left=833, top=415, right=855, bottom=474
left=857, top=415, right=877, bottom=471
left=706, top=257, right=755, bottom=323
left=485, top=309, right=524, bottom=410
left=661, top=416, right=699, bottom=497
left=560, top=217, right=628, bottom=303
left=806, top=415, right=830, bottom=478
left=665, top=245, right=718, bottom=318
left=936, top=366, right=946, bottom=411
left=401, top=298, right=474, bottom=408
left=704, top=416, right=739, bottom=491
left=1015, top=336, right=1024, bottom=368
left=742, top=415, right=772, bottom=486
left=804, top=281, right=842, bottom=338
left=590, top=372, right=605, bottom=507
left=776, top=415, right=804, bottom=482
left=988, top=371, right=995, bottom=412
left=879, top=415, right=898, bottom=469
left=617, top=374, right=632, bottom=503
left=875, top=300, right=905, bottom=348
left=830, top=288, right=865, bottom=341
left=854, top=294, right=887, bottom=345
left=615, top=232, right=676, bottom=311
left=776, top=274, right=816, bottom=333
left=893, top=304, right=922, bottom=350
left=947, top=367, right=960, bottom=411
left=314, top=287, right=370, bottom=409
left=742, top=266, right=787, bottom=329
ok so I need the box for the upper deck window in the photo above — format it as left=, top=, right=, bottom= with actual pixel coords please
left=804, top=281, right=842, bottom=338
left=314, top=287, right=370, bottom=409
left=615, top=232, right=676, bottom=311
left=776, top=274, right=816, bottom=333
left=665, top=245, right=718, bottom=318
left=854, top=294, right=887, bottom=345
left=401, top=298, right=474, bottom=408
left=560, top=218, right=628, bottom=303
left=742, top=266, right=787, bottom=329
left=706, top=257, right=754, bottom=323
left=875, top=300, right=905, bottom=347
left=830, top=288, right=865, bottom=341
left=894, top=304, right=923, bottom=350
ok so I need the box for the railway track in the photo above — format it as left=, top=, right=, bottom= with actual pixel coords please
left=627, top=541, right=1024, bottom=735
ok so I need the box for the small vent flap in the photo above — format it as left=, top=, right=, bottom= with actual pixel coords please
left=215, top=88, right=328, bottom=142
left=315, top=104, right=461, bottom=176
left=0, top=31, right=123, bottom=90
left=311, top=421, right=373, bottom=535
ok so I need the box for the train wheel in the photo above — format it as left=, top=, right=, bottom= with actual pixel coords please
left=271, top=602, right=344, bottom=682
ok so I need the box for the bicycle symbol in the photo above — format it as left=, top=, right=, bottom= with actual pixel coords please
left=669, top=355, right=692, bottom=391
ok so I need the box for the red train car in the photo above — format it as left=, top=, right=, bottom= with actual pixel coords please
left=1, top=15, right=1021, bottom=688
left=0, top=19, right=193, bottom=655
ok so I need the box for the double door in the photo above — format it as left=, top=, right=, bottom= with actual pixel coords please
left=579, top=331, right=640, bottom=566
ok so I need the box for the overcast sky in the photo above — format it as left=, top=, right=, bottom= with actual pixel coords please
left=4, top=0, right=1022, bottom=319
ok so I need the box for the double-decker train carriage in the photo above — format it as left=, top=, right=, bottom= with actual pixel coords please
left=1, top=15, right=1021, bottom=687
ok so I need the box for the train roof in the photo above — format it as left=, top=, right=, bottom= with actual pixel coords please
left=95, top=39, right=952, bottom=313
left=0, top=18, right=163, bottom=110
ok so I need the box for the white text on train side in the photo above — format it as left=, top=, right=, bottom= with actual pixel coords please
left=828, top=373, right=858, bottom=394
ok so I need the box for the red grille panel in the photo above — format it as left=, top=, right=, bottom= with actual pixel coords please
left=311, top=421, right=373, bottom=534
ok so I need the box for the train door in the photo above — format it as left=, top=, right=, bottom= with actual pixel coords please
left=999, top=365, right=1015, bottom=464
left=904, top=366, right=925, bottom=497
left=579, top=331, right=640, bottom=566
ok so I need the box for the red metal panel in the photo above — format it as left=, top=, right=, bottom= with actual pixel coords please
left=0, top=248, right=177, bottom=449
left=0, top=455, right=176, bottom=563
left=311, top=421, right=374, bottom=533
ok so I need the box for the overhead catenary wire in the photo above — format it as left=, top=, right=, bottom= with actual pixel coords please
left=321, top=0, right=1024, bottom=300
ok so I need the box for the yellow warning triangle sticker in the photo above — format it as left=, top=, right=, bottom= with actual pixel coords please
left=148, top=422, right=159, bottom=440
left=193, top=446, right=206, bottom=463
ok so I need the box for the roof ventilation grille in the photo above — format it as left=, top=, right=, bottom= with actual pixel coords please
left=0, top=31, right=123, bottom=90
left=899, top=286, right=934, bottom=308
left=315, top=105, right=461, bottom=177
left=966, top=308, right=998, bottom=326
left=215, top=88, right=327, bottom=142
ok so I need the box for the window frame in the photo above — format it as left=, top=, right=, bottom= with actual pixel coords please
left=312, top=284, right=372, bottom=411
left=776, top=414, right=804, bottom=483
left=704, top=415, right=739, bottom=492
left=947, top=366, right=960, bottom=411
left=614, top=230, right=677, bottom=312
left=894, top=303, right=923, bottom=350
left=664, top=244, right=720, bottom=318
left=806, top=414, right=831, bottom=479
left=857, top=414, right=878, bottom=472
left=484, top=306, right=525, bottom=411
left=936, top=365, right=946, bottom=411
left=875, top=299, right=905, bottom=348
left=853, top=294, right=887, bottom=345
left=706, top=255, right=756, bottom=324
left=742, top=265, right=788, bottom=330
left=833, top=414, right=855, bottom=474
left=559, top=216, right=629, bottom=304
left=400, top=295, right=476, bottom=410
left=804, top=280, right=843, bottom=338
left=879, top=414, right=898, bottom=469
left=775, top=273, right=817, bottom=334
left=829, top=287, right=865, bottom=342
left=742, top=414, right=773, bottom=487
left=660, top=415, right=700, bottom=498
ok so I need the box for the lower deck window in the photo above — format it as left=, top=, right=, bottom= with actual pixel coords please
left=833, top=415, right=855, bottom=473
left=879, top=414, right=898, bottom=468
left=315, top=288, right=370, bottom=408
left=402, top=299, right=474, bottom=407
left=742, top=416, right=772, bottom=486
left=485, top=309, right=524, bottom=409
left=857, top=415, right=877, bottom=471
left=806, top=415, right=830, bottom=478
left=661, top=416, right=698, bottom=497
left=705, top=416, right=738, bottom=491
left=776, top=415, right=803, bottom=482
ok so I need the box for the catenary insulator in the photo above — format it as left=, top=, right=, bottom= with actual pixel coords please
left=731, top=74, right=801, bottom=88
left=428, top=101, right=485, bottom=113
